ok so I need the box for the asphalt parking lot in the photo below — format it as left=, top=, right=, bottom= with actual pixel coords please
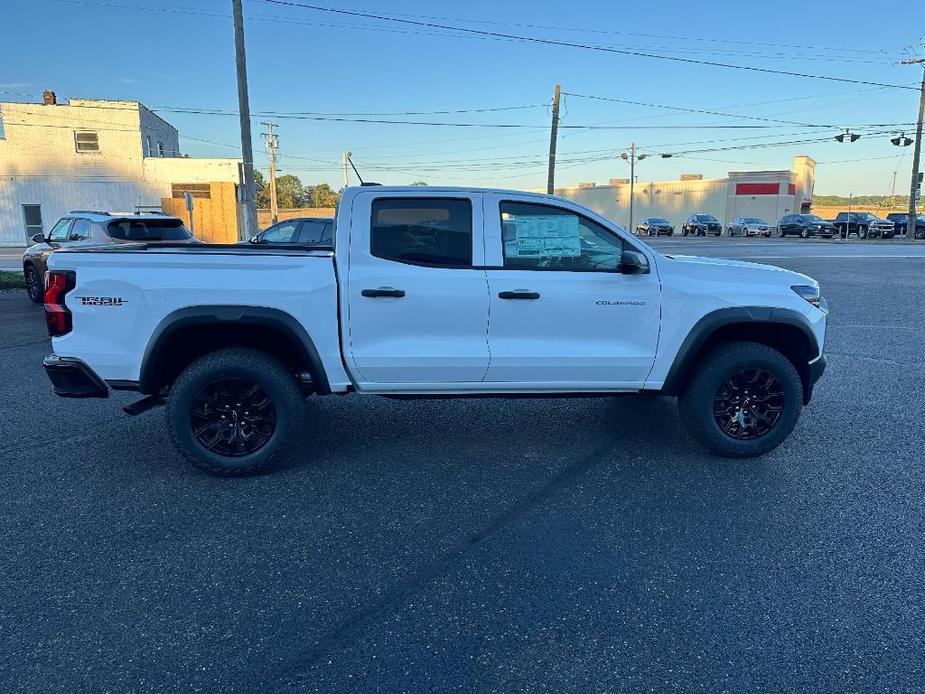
left=2, top=238, right=924, bottom=693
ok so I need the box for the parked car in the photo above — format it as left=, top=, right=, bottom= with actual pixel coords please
left=832, top=212, right=895, bottom=239
left=728, top=217, right=771, bottom=237
left=681, top=214, right=723, bottom=236
left=42, top=185, right=827, bottom=475
left=885, top=212, right=925, bottom=239
left=777, top=214, right=837, bottom=239
left=249, top=217, right=335, bottom=246
left=21, top=211, right=196, bottom=303
left=635, top=217, right=674, bottom=236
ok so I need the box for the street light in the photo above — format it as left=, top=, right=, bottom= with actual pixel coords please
left=621, top=144, right=647, bottom=233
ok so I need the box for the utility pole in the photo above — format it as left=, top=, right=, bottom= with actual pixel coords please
left=621, top=143, right=647, bottom=233
left=546, top=84, right=561, bottom=195
left=261, top=122, right=279, bottom=224
left=900, top=59, right=925, bottom=239
left=342, top=151, right=352, bottom=189
left=232, top=0, right=258, bottom=240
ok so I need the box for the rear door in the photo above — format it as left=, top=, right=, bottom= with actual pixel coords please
left=345, top=191, right=490, bottom=386
left=481, top=194, right=660, bottom=389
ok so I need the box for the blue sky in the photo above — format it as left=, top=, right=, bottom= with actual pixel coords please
left=2, top=0, right=924, bottom=195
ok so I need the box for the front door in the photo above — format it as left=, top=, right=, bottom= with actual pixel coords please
left=482, top=196, right=661, bottom=389
left=346, top=192, right=490, bottom=386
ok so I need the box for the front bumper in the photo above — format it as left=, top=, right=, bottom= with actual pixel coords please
left=43, top=355, right=109, bottom=398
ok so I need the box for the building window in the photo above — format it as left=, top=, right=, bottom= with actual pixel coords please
left=157, top=141, right=165, bottom=157
left=74, top=130, right=99, bottom=153
left=0, top=106, right=5, bottom=139
left=146, top=135, right=152, bottom=156
left=22, top=204, right=43, bottom=241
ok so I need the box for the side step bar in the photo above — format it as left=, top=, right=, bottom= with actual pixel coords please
left=123, top=394, right=166, bottom=416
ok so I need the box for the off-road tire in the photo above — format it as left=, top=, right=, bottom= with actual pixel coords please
left=24, top=264, right=42, bottom=303
left=166, top=347, right=306, bottom=476
left=678, top=341, right=803, bottom=458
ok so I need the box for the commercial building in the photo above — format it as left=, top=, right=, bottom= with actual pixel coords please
left=556, top=155, right=816, bottom=231
left=0, top=91, right=243, bottom=246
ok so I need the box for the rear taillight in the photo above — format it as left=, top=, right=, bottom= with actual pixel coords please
left=44, top=271, right=76, bottom=337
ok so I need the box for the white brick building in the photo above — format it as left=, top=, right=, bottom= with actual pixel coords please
left=0, top=91, right=242, bottom=246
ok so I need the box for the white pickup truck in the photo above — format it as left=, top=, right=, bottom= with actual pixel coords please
left=42, top=186, right=827, bottom=475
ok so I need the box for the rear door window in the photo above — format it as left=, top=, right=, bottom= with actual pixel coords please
left=297, top=220, right=333, bottom=245
left=69, top=218, right=92, bottom=240
left=370, top=198, right=472, bottom=268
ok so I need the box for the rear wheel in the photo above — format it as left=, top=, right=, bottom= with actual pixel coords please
left=678, top=341, right=802, bottom=458
left=166, top=348, right=306, bottom=476
left=24, top=264, right=42, bottom=303
left=859, top=226, right=868, bottom=240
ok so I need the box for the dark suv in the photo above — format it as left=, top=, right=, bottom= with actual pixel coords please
left=681, top=214, right=722, bottom=236
left=885, top=212, right=925, bottom=239
left=833, top=212, right=895, bottom=239
left=22, top=211, right=195, bottom=303
left=778, top=214, right=836, bottom=239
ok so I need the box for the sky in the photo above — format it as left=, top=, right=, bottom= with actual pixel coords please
left=1, top=0, right=924, bottom=196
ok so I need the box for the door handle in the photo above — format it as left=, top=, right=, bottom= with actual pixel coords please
left=361, top=287, right=405, bottom=298
left=498, top=290, right=540, bottom=300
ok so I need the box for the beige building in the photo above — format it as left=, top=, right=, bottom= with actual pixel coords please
left=0, top=91, right=243, bottom=246
left=556, top=155, right=816, bottom=231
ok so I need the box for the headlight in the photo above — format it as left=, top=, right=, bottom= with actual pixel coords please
left=792, top=284, right=821, bottom=308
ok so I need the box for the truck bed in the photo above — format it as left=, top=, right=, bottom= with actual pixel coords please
left=47, top=245, right=352, bottom=391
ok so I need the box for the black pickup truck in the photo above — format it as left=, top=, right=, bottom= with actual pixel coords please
left=832, top=212, right=895, bottom=239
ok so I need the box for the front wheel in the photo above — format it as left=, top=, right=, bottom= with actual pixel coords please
left=859, top=226, right=868, bottom=240
left=166, top=347, right=306, bottom=476
left=800, top=229, right=809, bottom=239
left=678, top=341, right=803, bottom=458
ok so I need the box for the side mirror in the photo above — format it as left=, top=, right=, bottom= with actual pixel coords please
left=31, top=233, right=45, bottom=244
left=248, top=234, right=260, bottom=244
left=620, top=250, right=649, bottom=274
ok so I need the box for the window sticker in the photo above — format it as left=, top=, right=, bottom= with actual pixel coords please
left=512, top=215, right=581, bottom=258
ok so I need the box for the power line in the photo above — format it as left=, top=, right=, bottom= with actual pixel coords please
left=257, top=0, right=919, bottom=90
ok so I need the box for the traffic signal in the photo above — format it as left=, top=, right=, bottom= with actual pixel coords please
left=891, top=133, right=914, bottom=146
left=835, top=131, right=861, bottom=143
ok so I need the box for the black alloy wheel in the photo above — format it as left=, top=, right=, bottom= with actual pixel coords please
left=25, top=265, right=43, bottom=303
left=712, top=368, right=785, bottom=440
left=190, top=377, right=277, bottom=457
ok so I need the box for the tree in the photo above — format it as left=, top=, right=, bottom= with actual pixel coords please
left=410, top=181, right=428, bottom=186
left=307, top=183, right=340, bottom=208
left=275, top=175, right=306, bottom=209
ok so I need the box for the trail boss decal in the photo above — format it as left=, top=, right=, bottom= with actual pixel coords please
left=77, top=296, right=126, bottom=307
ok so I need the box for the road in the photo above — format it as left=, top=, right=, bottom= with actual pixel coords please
left=1, top=239, right=924, bottom=693
left=0, top=248, right=25, bottom=271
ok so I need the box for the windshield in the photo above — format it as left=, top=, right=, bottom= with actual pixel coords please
left=744, top=218, right=765, bottom=224
left=695, top=215, right=717, bottom=222
left=649, top=218, right=668, bottom=224
left=107, top=218, right=193, bottom=241
left=804, top=215, right=825, bottom=222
